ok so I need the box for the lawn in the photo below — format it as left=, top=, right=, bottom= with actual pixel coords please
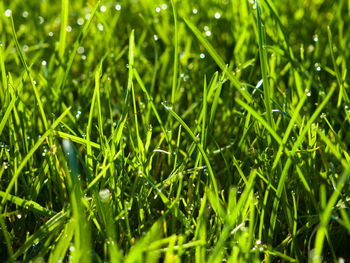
left=1, top=0, right=350, bottom=262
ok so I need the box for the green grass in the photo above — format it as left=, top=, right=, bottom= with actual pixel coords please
left=1, top=0, right=350, bottom=262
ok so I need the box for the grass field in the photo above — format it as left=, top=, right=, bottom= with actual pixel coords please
left=1, top=0, right=350, bottom=262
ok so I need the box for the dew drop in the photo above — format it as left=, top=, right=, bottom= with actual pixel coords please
left=48, top=32, right=53, bottom=37
left=22, top=11, right=28, bottom=18
left=155, top=7, right=161, bottom=13
left=200, top=53, right=205, bottom=59
left=305, top=89, right=311, bottom=97
left=5, top=9, right=12, bottom=17
left=66, top=26, right=72, bottom=32
left=154, top=34, right=158, bottom=41
left=161, top=101, right=173, bottom=110
left=99, top=189, right=111, bottom=202
left=115, top=3, right=121, bottom=11
left=313, top=35, right=318, bottom=42
left=100, top=5, right=107, bottom=12
left=214, top=12, right=221, bottom=19
left=193, top=9, right=198, bottom=14
left=38, top=16, right=44, bottom=24
left=345, top=105, right=350, bottom=113
left=41, top=60, right=47, bottom=66
left=314, top=63, right=321, bottom=71
left=161, top=4, right=167, bottom=10
left=77, top=18, right=84, bottom=25
left=77, top=46, right=85, bottom=54
left=97, top=23, right=104, bottom=31
left=75, top=110, right=81, bottom=118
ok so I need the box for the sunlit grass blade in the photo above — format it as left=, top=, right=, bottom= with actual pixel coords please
left=58, top=0, right=100, bottom=92
left=268, top=85, right=336, bottom=241
left=12, top=211, right=68, bottom=259
left=62, top=138, right=91, bottom=263
left=256, top=0, right=274, bottom=128
left=0, top=190, right=56, bottom=217
left=328, top=26, right=349, bottom=107
left=208, top=170, right=256, bottom=263
left=10, top=15, right=48, bottom=131
left=162, top=103, right=219, bottom=199
left=171, top=0, right=178, bottom=104
left=183, top=18, right=251, bottom=102
left=112, top=30, right=135, bottom=146
left=0, top=107, right=71, bottom=212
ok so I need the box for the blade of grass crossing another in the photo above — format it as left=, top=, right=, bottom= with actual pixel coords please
left=162, top=103, right=219, bottom=200
left=235, top=98, right=283, bottom=146
left=59, top=1, right=100, bottom=92
left=268, top=85, right=336, bottom=241
left=0, top=107, right=71, bottom=212
left=313, top=169, right=350, bottom=263
left=11, top=211, right=68, bottom=259
left=133, top=68, right=172, bottom=150
left=208, top=170, right=256, bottom=263
left=10, top=15, right=48, bottom=131
left=183, top=18, right=251, bottom=102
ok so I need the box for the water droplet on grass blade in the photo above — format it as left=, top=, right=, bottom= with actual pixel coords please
left=75, top=110, right=81, bottom=118
left=38, top=16, right=44, bottom=24
left=305, top=89, right=311, bottom=96
left=5, top=9, right=12, bottom=17
left=99, top=189, right=111, bottom=202
left=161, top=101, right=173, bottom=110
left=77, top=18, right=84, bottom=25
left=77, top=46, right=84, bottom=54
left=345, top=105, right=350, bottom=113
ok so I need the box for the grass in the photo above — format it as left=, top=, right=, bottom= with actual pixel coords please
left=1, top=0, right=350, bottom=262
